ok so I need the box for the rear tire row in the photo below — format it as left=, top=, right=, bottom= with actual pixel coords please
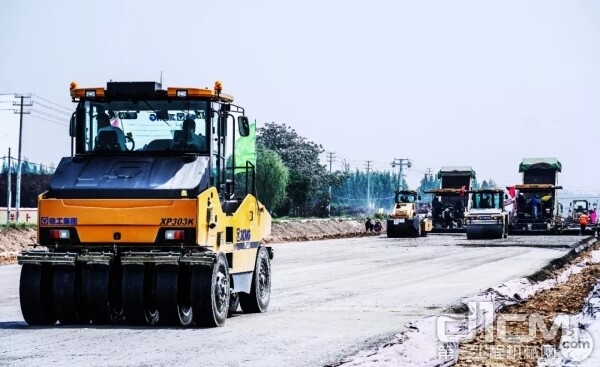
left=19, top=249, right=271, bottom=328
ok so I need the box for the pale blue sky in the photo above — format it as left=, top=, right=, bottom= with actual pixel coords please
left=1, top=0, right=599, bottom=191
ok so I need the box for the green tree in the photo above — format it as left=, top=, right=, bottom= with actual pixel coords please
left=257, top=123, right=328, bottom=216
left=256, top=148, right=289, bottom=213
left=331, top=170, right=401, bottom=215
left=417, top=174, right=440, bottom=201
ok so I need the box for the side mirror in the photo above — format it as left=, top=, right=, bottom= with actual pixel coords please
left=238, top=116, right=250, bottom=137
left=71, top=108, right=84, bottom=137
left=417, top=195, right=421, bottom=201
left=69, top=112, right=76, bottom=137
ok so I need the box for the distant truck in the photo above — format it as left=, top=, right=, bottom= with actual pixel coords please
left=511, top=158, right=562, bottom=232
left=465, top=189, right=509, bottom=239
left=427, top=166, right=476, bottom=230
left=387, top=190, right=433, bottom=237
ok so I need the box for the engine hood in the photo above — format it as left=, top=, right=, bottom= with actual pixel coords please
left=48, top=155, right=210, bottom=199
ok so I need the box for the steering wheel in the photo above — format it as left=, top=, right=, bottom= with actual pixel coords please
left=125, top=135, right=135, bottom=151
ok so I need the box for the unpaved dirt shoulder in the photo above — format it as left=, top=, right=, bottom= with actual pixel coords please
left=0, top=219, right=375, bottom=265
left=455, top=241, right=600, bottom=367
left=0, top=227, right=37, bottom=265
left=263, top=218, right=378, bottom=243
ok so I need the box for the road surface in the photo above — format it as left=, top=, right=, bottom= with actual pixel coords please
left=0, top=235, right=583, bottom=366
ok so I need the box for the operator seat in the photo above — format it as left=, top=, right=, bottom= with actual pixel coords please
left=95, top=130, right=121, bottom=151
left=170, top=130, right=206, bottom=151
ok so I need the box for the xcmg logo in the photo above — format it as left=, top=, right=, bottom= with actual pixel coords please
left=237, top=228, right=251, bottom=242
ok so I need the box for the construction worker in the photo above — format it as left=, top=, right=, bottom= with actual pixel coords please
left=579, top=213, right=589, bottom=236
left=531, top=195, right=541, bottom=219
left=365, top=217, right=374, bottom=232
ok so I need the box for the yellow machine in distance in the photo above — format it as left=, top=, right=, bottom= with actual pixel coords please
left=18, top=80, right=272, bottom=327
left=386, top=190, right=433, bottom=238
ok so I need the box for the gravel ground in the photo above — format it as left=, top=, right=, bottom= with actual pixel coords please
left=0, top=235, right=583, bottom=367
left=455, top=247, right=600, bottom=367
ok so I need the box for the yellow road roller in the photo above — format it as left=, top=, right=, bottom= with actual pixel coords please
left=18, top=80, right=272, bottom=327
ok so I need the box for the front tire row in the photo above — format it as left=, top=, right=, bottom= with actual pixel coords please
left=19, top=248, right=271, bottom=328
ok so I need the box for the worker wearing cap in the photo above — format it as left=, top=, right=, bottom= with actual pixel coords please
left=579, top=213, right=589, bottom=236
left=541, top=194, right=553, bottom=219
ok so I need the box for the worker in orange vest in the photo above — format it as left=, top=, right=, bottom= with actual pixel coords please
left=579, top=213, right=589, bottom=235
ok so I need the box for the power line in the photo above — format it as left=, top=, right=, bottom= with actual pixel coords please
left=31, top=93, right=71, bottom=112
left=32, top=99, right=71, bottom=116
left=30, top=113, right=69, bottom=126
left=31, top=109, right=69, bottom=123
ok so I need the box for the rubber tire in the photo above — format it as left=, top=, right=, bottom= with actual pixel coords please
left=191, top=253, right=230, bottom=327
left=53, top=265, right=89, bottom=325
left=84, top=263, right=122, bottom=324
left=121, top=264, right=159, bottom=325
left=20, top=264, right=56, bottom=326
left=240, top=247, right=271, bottom=313
left=155, top=265, right=193, bottom=326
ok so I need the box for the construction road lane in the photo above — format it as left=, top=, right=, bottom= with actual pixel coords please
left=0, top=235, right=585, bottom=367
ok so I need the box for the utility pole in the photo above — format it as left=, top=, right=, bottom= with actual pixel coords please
left=390, top=158, right=411, bottom=190
left=327, top=152, right=336, bottom=173
left=326, top=152, right=336, bottom=217
left=13, top=94, right=32, bottom=222
left=365, top=160, right=372, bottom=210
left=426, top=168, right=433, bottom=178
left=6, top=148, right=11, bottom=226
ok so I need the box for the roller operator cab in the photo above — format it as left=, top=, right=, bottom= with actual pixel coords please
left=17, top=81, right=272, bottom=327
left=465, top=189, right=509, bottom=239
left=386, top=190, right=432, bottom=238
